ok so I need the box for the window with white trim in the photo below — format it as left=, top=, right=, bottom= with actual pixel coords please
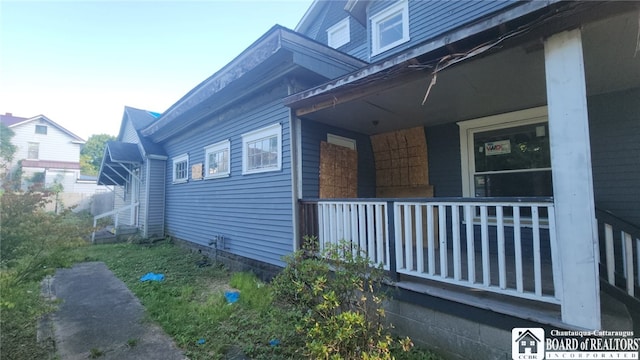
left=28, top=142, right=39, bottom=159
left=242, top=123, right=282, bottom=174
left=204, top=140, right=230, bottom=179
left=172, top=154, right=189, bottom=183
left=370, top=0, right=409, bottom=56
left=327, top=18, right=350, bottom=49
left=35, top=125, right=47, bottom=135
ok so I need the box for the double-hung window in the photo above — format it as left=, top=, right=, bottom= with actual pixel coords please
left=172, top=154, right=189, bottom=183
left=28, top=142, right=39, bottom=159
left=370, top=0, right=409, bottom=56
left=242, top=123, right=282, bottom=175
left=204, top=140, right=230, bottom=179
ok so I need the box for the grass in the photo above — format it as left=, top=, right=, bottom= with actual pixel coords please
left=2, top=239, right=442, bottom=359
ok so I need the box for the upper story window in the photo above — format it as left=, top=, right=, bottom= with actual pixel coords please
left=370, top=0, right=409, bottom=56
left=28, top=142, right=39, bottom=159
left=35, top=125, right=47, bottom=135
left=204, top=140, right=230, bottom=179
left=327, top=18, right=350, bottom=49
left=242, top=123, right=282, bottom=175
left=172, top=154, right=189, bottom=183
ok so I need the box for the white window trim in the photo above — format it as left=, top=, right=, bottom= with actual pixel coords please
left=457, top=106, right=549, bottom=198
left=327, top=133, right=356, bottom=150
left=204, top=140, right=230, bottom=179
left=327, top=17, right=350, bottom=49
left=172, top=153, right=189, bottom=184
left=370, top=0, right=410, bottom=57
left=27, top=142, right=39, bottom=160
left=242, top=123, right=282, bottom=175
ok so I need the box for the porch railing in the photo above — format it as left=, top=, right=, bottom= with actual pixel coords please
left=300, top=197, right=560, bottom=305
left=91, top=202, right=139, bottom=243
left=596, top=208, right=640, bottom=297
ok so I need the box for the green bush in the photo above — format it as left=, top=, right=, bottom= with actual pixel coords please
left=272, top=239, right=413, bottom=360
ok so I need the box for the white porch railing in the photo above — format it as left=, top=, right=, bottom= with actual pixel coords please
left=92, top=202, right=139, bottom=243
left=304, top=198, right=560, bottom=305
left=597, top=208, right=640, bottom=297
left=318, top=201, right=390, bottom=270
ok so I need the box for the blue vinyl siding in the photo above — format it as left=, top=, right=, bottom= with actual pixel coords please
left=163, top=89, right=294, bottom=267
left=588, top=88, right=640, bottom=225
left=301, top=119, right=375, bottom=198
left=425, top=123, right=462, bottom=197
left=146, top=158, right=166, bottom=238
left=368, top=0, right=516, bottom=61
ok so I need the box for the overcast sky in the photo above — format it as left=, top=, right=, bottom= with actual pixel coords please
left=0, top=0, right=313, bottom=140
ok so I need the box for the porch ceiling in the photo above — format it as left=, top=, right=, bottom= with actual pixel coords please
left=296, top=10, right=640, bottom=135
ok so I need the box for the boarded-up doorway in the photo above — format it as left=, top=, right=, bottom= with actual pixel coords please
left=319, top=140, right=357, bottom=198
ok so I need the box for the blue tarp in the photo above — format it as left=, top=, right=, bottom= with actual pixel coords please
left=140, top=272, right=165, bottom=282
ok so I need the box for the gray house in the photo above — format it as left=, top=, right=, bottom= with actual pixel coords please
left=98, top=1, right=640, bottom=358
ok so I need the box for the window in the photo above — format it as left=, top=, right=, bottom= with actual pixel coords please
left=204, top=140, right=230, bottom=179
left=459, top=107, right=551, bottom=219
left=370, top=0, right=409, bottom=56
left=242, top=123, right=282, bottom=174
left=172, top=154, right=189, bottom=183
left=28, top=142, right=39, bottom=159
left=35, top=125, right=47, bottom=135
left=327, top=18, right=350, bottom=49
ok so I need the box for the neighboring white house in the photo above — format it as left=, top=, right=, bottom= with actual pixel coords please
left=0, top=112, right=108, bottom=210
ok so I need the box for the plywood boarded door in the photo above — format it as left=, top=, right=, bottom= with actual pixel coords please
left=319, top=141, right=357, bottom=198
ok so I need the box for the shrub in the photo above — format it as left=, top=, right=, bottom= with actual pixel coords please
left=272, top=239, right=413, bottom=359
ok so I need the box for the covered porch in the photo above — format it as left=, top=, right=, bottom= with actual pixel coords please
left=288, top=4, right=640, bottom=330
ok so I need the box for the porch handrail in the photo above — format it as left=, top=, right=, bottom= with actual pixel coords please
left=300, top=198, right=560, bottom=305
left=596, top=207, right=640, bottom=297
left=92, top=202, right=139, bottom=243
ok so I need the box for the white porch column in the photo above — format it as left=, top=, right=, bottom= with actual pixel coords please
left=544, top=29, right=600, bottom=329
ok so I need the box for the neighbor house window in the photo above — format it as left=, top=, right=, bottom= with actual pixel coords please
left=35, top=125, right=47, bottom=135
left=242, top=123, right=282, bottom=174
left=327, top=18, right=350, bottom=49
left=28, top=142, right=39, bottom=159
left=204, top=140, right=230, bottom=179
left=370, top=0, right=409, bottom=56
left=172, top=154, right=189, bottom=183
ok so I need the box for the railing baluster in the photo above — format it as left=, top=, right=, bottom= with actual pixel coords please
left=350, top=204, right=358, bottom=251
left=637, top=238, right=640, bottom=288
left=416, top=204, right=425, bottom=273
left=438, top=205, right=447, bottom=277
left=480, top=205, right=490, bottom=286
left=624, top=232, right=634, bottom=296
left=497, top=206, right=506, bottom=290
left=513, top=206, right=523, bottom=293
left=404, top=204, right=414, bottom=272
left=394, top=203, right=404, bottom=270
left=318, top=204, right=325, bottom=252
left=532, top=206, right=542, bottom=297
left=383, top=204, right=390, bottom=269
left=465, top=204, right=475, bottom=283
left=427, top=204, right=436, bottom=275
left=548, top=205, right=562, bottom=301
left=375, top=204, right=384, bottom=266
left=367, top=204, right=375, bottom=260
left=358, top=204, right=366, bottom=251
left=622, top=231, right=628, bottom=279
left=605, top=224, right=615, bottom=285
left=452, top=205, right=461, bottom=280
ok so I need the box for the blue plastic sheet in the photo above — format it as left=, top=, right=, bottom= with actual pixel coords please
left=224, top=290, right=240, bottom=303
left=140, top=272, right=165, bottom=282
left=269, top=339, right=280, bottom=347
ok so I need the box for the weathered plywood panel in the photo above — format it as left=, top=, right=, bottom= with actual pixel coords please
left=319, top=141, right=357, bottom=198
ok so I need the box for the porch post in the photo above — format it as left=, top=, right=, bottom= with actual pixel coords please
left=544, top=29, right=600, bottom=329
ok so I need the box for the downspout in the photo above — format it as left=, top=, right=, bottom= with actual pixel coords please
left=288, top=80, right=301, bottom=251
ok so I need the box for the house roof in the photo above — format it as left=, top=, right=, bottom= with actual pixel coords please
left=141, top=25, right=366, bottom=142
left=0, top=112, right=85, bottom=143
left=515, top=330, right=541, bottom=343
left=21, top=160, right=81, bottom=170
left=120, top=106, right=166, bottom=157
left=97, top=141, right=143, bottom=186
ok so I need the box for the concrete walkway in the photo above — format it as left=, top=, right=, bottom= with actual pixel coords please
left=43, top=262, right=186, bottom=360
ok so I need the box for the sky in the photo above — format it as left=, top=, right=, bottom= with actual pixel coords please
left=0, top=0, right=314, bottom=140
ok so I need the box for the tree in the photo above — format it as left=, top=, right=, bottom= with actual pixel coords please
left=0, top=124, right=17, bottom=178
left=80, top=134, right=115, bottom=175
